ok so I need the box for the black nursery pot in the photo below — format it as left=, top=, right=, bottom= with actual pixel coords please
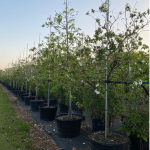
left=17, top=91, right=25, bottom=99
left=88, top=131, right=129, bottom=150
left=12, top=88, right=17, bottom=94
left=55, top=114, right=82, bottom=138
left=92, top=119, right=105, bottom=131
left=20, top=93, right=29, bottom=101
left=39, top=106, right=57, bottom=121
left=30, top=100, right=44, bottom=112
left=130, top=136, right=149, bottom=150
left=14, top=90, right=19, bottom=96
left=59, top=103, right=69, bottom=113
left=24, top=96, right=35, bottom=105
left=49, top=99, right=58, bottom=107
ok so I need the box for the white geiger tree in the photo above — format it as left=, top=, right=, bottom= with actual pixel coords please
left=42, top=0, right=83, bottom=119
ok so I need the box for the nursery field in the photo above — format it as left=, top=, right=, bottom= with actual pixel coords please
left=0, top=0, right=149, bottom=150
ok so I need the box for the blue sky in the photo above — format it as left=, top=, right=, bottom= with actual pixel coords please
left=0, top=0, right=149, bottom=70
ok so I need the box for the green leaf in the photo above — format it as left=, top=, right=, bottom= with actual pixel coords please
left=126, top=131, right=130, bottom=137
left=141, top=133, right=147, bottom=142
left=86, top=11, right=89, bottom=15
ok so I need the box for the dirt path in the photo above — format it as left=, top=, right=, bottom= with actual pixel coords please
left=0, top=84, right=60, bottom=150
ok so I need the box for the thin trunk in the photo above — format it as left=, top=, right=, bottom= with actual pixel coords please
left=25, top=81, right=27, bottom=93
left=105, top=0, right=109, bottom=138
left=125, top=9, right=131, bottom=80
left=48, top=15, right=51, bottom=107
left=35, top=73, right=38, bottom=101
left=21, top=83, right=23, bottom=92
left=65, top=0, right=72, bottom=119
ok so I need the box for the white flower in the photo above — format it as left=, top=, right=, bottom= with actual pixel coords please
left=141, top=60, right=145, bottom=63
left=134, top=82, right=138, bottom=85
left=135, top=62, right=136, bottom=64
left=96, top=83, right=99, bottom=87
left=81, top=80, right=84, bottom=82
left=139, top=68, right=141, bottom=71
left=66, top=74, right=69, bottom=77
left=59, top=63, right=61, bottom=65
left=92, top=59, right=96, bottom=63
left=139, top=80, right=142, bottom=85
left=132, top=87, right=134, bottom=89
left=79, top=62, right=82, bottom=66
left=94, top=89, right=100, bottom=94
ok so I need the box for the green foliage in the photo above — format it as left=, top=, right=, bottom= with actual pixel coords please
left=118, top=85, right=149, bottom=142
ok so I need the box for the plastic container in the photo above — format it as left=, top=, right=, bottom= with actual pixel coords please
left=30, top=100, right=44, bottom=112
left=24, top=96, right=35, bottom=105
left=89, top=131, right=129, bottom=150
left=20, top=93, right=29, bottom=101
left=39, top=106, right=57, bottom=121
left=49, top=99, right=58, bottom=107
left=59, top=103, right=69, bottom=113
left=56, top=114, right=82, bottom=138
left=92, top=119, right=105, bottom=131
left=130, top=136, right=149, bottom=150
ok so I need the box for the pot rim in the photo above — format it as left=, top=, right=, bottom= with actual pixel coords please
left=55, top=114, right=83, bottom=121
left=88, top=131, right=129, bottom=146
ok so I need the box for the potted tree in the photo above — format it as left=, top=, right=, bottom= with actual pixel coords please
left=30, top=39, right=44, bottom=111
left=84, top=1, right=149, bottom=150
left=38, top=31, right=60, bottom=121
left=41, top=0, right=84, bottom=137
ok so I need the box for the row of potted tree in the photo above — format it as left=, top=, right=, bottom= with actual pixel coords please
left=0, top=1, right=149, bottom=150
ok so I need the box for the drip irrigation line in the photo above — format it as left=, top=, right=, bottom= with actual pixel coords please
left=78, top=80, right=149, bottom=84
left=141, top=84, right=149, bottom=96
left=44, top=79, right=149, bottom=85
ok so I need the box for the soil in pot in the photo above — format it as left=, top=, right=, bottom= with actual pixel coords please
left=89, top=131, right=129, bottom=150
left=56, top=114, right=82, bottom=138
left=39, top=106, right=57, bottom=121
left=59, top=103, right=69, bottom=113
left=24, top=96, right=35, bottom=106
left=30, top=100, right=44, bottom=112
left=129, top=136, right=149, bottom=150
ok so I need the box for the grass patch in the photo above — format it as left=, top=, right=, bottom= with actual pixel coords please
left=0, top=87, right=39, bottom=150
